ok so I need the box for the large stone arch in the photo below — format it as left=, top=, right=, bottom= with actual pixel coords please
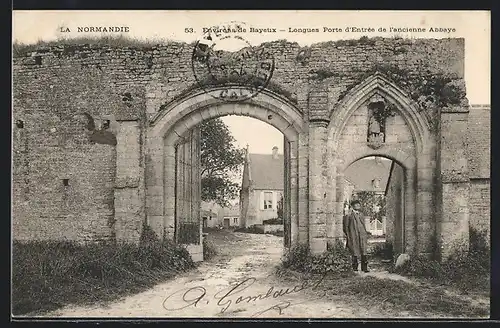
left=144, top=86, right=306, bottom=260
left=326, top=73, right=435, bottom=256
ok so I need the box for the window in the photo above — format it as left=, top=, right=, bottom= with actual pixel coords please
left=234, top=218, right=238, bottom=224
left=263, top=192, right=273, bottom=209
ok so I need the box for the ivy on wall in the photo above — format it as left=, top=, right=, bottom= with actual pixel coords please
left=337, top=63, right=466, bottom=109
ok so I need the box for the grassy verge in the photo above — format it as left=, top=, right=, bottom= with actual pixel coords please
left=393, top=228, right=490, bottom=295
left=12, top=226, right=195, bottom=316
left=275, top=268, right=488, bottom=318
left=276, top=232, right=490, bottom=318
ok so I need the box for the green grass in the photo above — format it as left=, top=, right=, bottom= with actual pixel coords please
left=393, top=229, right=490, bottom=295
left=12, top=230, right=195, bottom=316
left=275, top=268, right=489, bottom=318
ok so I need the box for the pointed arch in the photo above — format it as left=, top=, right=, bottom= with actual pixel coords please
left=328, top=72, right=431, bottom=153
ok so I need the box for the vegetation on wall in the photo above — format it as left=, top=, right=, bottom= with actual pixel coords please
left=337, top=63, right=465, bottom=111
left=13, top=35, right=170, bottom=57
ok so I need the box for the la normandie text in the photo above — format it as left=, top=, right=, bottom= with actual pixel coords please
left=59, top=27, right=130, bottom=33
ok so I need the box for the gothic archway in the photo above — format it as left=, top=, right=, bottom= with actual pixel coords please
left=145, top=86, right=306, bottom=260
left=327, top=73, right=435, bottom=256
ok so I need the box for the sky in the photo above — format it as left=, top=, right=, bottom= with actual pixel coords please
left=12, top=11, right=490, bottom=155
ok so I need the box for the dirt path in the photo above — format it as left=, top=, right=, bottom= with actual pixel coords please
left=44, top=231, right=487, bottom=318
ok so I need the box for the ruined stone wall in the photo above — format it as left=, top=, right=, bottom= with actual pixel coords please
left=467, top=105, right=491, bottom=242
left=12, top=37, right=467, bottom=246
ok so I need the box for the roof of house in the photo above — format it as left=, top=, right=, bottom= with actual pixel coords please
left=467, top=105, right=490, bottom=179
left=201, top=209, right=217, bottom=217
left=248, top=153, right=284, bottom=190
left=219, top=203, right=240, bottom=217
left=344, top=157, right=392, bottom=192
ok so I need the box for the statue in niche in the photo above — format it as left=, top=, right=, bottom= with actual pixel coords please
left=367, top=95, right=388, bottom=149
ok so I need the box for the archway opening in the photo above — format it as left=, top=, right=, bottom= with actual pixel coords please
left=342, top=155, right=406, bottom=269
left=172, top=114, right=292, bottom=264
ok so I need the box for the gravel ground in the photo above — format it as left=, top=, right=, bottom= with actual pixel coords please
left=41, top=230, right=489, bottom=319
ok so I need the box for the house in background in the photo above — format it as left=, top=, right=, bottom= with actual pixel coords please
left=343, top=156, right=392, bottom=236
left=218, top=203, right=240, bottom=229
left=240, top=145, right=284, bottom=228
left=201, top=201, right=220, bottom=228
left=201, top=209, right=218, bottom=228
left=201, top=200, right=241, bottom=229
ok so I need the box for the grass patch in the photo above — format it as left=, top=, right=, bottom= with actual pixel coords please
left=12, top=224, right=195, bottom=316
left=275, top=267, right=488, bottom=318
left=13, top=35, right=174, bottom=57
left=393, top=228, right=490, bottom=295
left=328, top=276, right=488, bottom=317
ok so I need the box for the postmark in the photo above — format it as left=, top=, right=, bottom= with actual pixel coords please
left=191, top=21, right=275, bottom=102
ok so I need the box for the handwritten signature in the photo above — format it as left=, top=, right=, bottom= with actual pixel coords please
left=162, top=274, right=327, bottom=315
left=250, top=291, right=328, bottom=317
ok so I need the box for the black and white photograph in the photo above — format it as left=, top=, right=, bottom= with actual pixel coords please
left=11, top=10, right=491, bottom=319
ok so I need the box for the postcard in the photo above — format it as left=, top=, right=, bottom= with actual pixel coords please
left=12, top=10, right=490, bottom=319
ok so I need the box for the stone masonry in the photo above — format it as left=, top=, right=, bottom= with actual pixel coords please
left=12, top=37, right=490, bottom=260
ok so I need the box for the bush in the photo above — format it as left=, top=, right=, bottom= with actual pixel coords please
left=271, top=230, right=284, bottom=237
left=370, top=241, right=394, bottom=260
left=12, top=224, right=195, bottom=315
left=234, top=225, right=264, bottom=234
left=263, top=218, right=283, bottom=225
left=393, top=228, right=490, bottom=293
left=202, top=237, right=217, bottom=260
left=281, top=240, right=352, bottom=275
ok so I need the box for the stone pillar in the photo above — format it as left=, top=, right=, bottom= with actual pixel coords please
left=308, top=119, right=329, bottom=254
left=114, top=120, right=145, bottom=243
left=438, top=108, right=470, bottom=259
left=289, top=139, right=300, bottom=245
left=297, top=132, right=309, bottom=244
left=163, top=144, right=176, bottom=239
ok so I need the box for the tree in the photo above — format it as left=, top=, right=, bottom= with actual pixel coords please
left=200, top=118, right=246, bottom=207
left=352, top=190, right=386, bottom=222
left=276, top=194, right=284, bottom=220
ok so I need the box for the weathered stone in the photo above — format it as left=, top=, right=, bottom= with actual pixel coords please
left=11, top=38, right=488, bottom=263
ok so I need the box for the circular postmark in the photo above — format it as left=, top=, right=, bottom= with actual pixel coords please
left=191, top=21, right=275, bottom=102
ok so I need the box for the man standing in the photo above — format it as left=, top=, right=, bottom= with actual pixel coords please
left=343, top=200, right=369, bottom=272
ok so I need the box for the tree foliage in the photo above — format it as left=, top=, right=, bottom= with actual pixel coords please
left=200, top=118, right=245, bottom=207
left=352, top=190, right=386, bottom=222
left=276, top=194, right=284, bottom=219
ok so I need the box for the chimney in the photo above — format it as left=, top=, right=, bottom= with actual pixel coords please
left=272, top=146, right=279, bottom=159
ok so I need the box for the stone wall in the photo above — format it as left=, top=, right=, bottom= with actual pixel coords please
left=466, top=105, right=490, bottom=242
left=12, top=37, right=475, bottom=259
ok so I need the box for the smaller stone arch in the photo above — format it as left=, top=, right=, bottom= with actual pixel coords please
left=339, top=153, right=417, bottom=256
left=326, top=73, right=435, bottom=256
left=340, top=148, right=416, bottom=174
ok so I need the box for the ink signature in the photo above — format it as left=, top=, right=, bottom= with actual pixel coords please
left=250, top=290, right=328, bottom=317
left=162, top=274, right=327, bottom=314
